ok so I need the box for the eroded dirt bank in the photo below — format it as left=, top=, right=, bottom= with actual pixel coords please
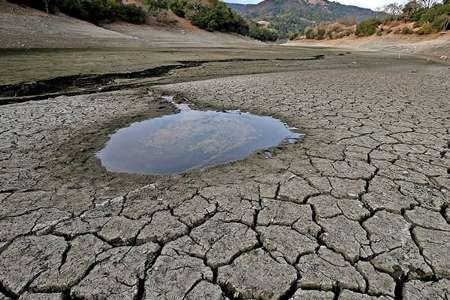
left=286, top=33, right=450, bottom=61
left=0, top=53, right=449, bottom=300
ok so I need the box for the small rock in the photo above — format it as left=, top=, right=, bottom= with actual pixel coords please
left=262, top=151, right=272, bottom=158
left=347, top=192, right=358, bottom=198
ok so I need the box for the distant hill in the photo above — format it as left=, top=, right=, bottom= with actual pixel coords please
left=226, top=0, right=382, bottom=34
left=226, top=2, right=248, bottom=12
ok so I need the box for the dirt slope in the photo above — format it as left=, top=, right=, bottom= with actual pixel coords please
left=103, top=22, right=260, bottom=48
left=0, top=0, right=259, bottom=48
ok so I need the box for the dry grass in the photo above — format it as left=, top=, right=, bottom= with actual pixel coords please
left=304, top=22, right=355, bottom=40
left=304, top=20, right=437, bottom=41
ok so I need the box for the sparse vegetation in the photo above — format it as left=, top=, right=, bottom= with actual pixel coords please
left=304, top=22, right=353, bottom=40
left=303, top=0, right=448, bottom=40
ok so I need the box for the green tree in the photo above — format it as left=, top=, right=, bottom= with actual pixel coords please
left=169, top=0, right=187, bottom=17
left=145, top=0, right=168, bottom=12
left=356, top=18, right=381, bottom=36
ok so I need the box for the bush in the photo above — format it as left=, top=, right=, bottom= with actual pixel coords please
left=57, top=0, right=113, bottom=24
left=117, top=4, right=146, bottom=24
left=288, top=32, right=299, bottom=40
left=401, top=26, right=413, bottom=34
left=356, top=18, right=381, bottom=36
left=47, top=0, right=146, bottom=24
left=304, top=26, right=315, bottom=39
left=316, top=26, right=326, bottom=39
left=248, top=23, right=278, bottom=41
left=303, top=22, right=356, bottom=40
left=9, top=0, right=47, bottom=10
left=172, top=0, right=250, bottom=36
left=337, top=16, right=357, bottom=26
left=431, top=14, right=450, bottom=31
left=413, top=2, right=450, bottom=31
left=170, top=0, right=278, bottom=40
left=169, top=0, right=187, bottom=17
left=145, top=0, right=168, bottom=12
left=417, top=21, right=434, bottom=34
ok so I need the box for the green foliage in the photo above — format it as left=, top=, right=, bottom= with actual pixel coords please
left=401, top=26, right=413, bottom=34
left=266, top=12, right=313, bottom=35
left=431, top=14, right=450, bottom=30
left=117, top=4, right=146, bottom=24
left=288, top=31, right=299, bottom=40
left=145, top=0, right=168, bottom=11
left=56, top=0, right=111, bottom=23
left=232, top=0, right=378, bottom=36
left=247, top=23, right=279, bottom=41
left=48, top=0, right=146, bottom=24
left=9, top=0, right=47, bottom=10
left=168, top=0, right=252, bottom=36
left=169, top=0, right=187, bottom=17
left=189, top=2, right=248, bottom=34
left=304, top=26, right=315, bottom=39
left=417, top=21, right=434, bottom=34
left=355, top=18, right=381, bottom=36
left=411, top=1, right=450, bottom=31
left=402, top=1, right=420, bottom=20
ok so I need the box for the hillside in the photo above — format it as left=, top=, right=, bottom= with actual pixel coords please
left=227, top=0, right=381, bottom=34
left=0, top=0, right=259, bottom=48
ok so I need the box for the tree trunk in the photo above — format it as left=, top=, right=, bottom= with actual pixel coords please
left=44, top=0, right=49, bottom=14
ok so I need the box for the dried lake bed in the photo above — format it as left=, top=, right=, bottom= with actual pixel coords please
left=0, top=47, right=449, bottom=300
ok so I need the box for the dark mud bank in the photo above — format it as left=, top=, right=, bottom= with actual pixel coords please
left=0, top=56, right=324, bottom=104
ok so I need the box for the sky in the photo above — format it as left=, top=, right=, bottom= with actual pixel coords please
left=225, top=0, right=409, bottom=10
left=331, top=0, right=407, bottom=10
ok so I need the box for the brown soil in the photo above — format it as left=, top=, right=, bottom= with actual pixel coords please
left=287, top=32, right=450, bottom=59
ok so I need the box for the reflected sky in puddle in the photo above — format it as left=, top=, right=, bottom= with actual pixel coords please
left=97, top=97, right=303, bottom=175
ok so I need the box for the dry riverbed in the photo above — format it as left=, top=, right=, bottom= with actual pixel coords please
left=0, top=48, right=449, bottom=300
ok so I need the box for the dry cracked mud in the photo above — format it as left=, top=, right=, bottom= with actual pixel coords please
left=0, top=53, right=449, bottom=300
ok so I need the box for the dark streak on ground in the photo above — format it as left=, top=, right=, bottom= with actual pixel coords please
left=0, top=55, right=324, bottom=104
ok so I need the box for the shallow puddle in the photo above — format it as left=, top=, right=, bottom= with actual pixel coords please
left=97, top=97, right=303, bottom=175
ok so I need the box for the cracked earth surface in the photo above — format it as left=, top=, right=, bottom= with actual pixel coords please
left=0, top=58, right=449, bottom=300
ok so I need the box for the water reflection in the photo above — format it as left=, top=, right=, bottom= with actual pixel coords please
left=97, top=97, right=303, bottom=175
